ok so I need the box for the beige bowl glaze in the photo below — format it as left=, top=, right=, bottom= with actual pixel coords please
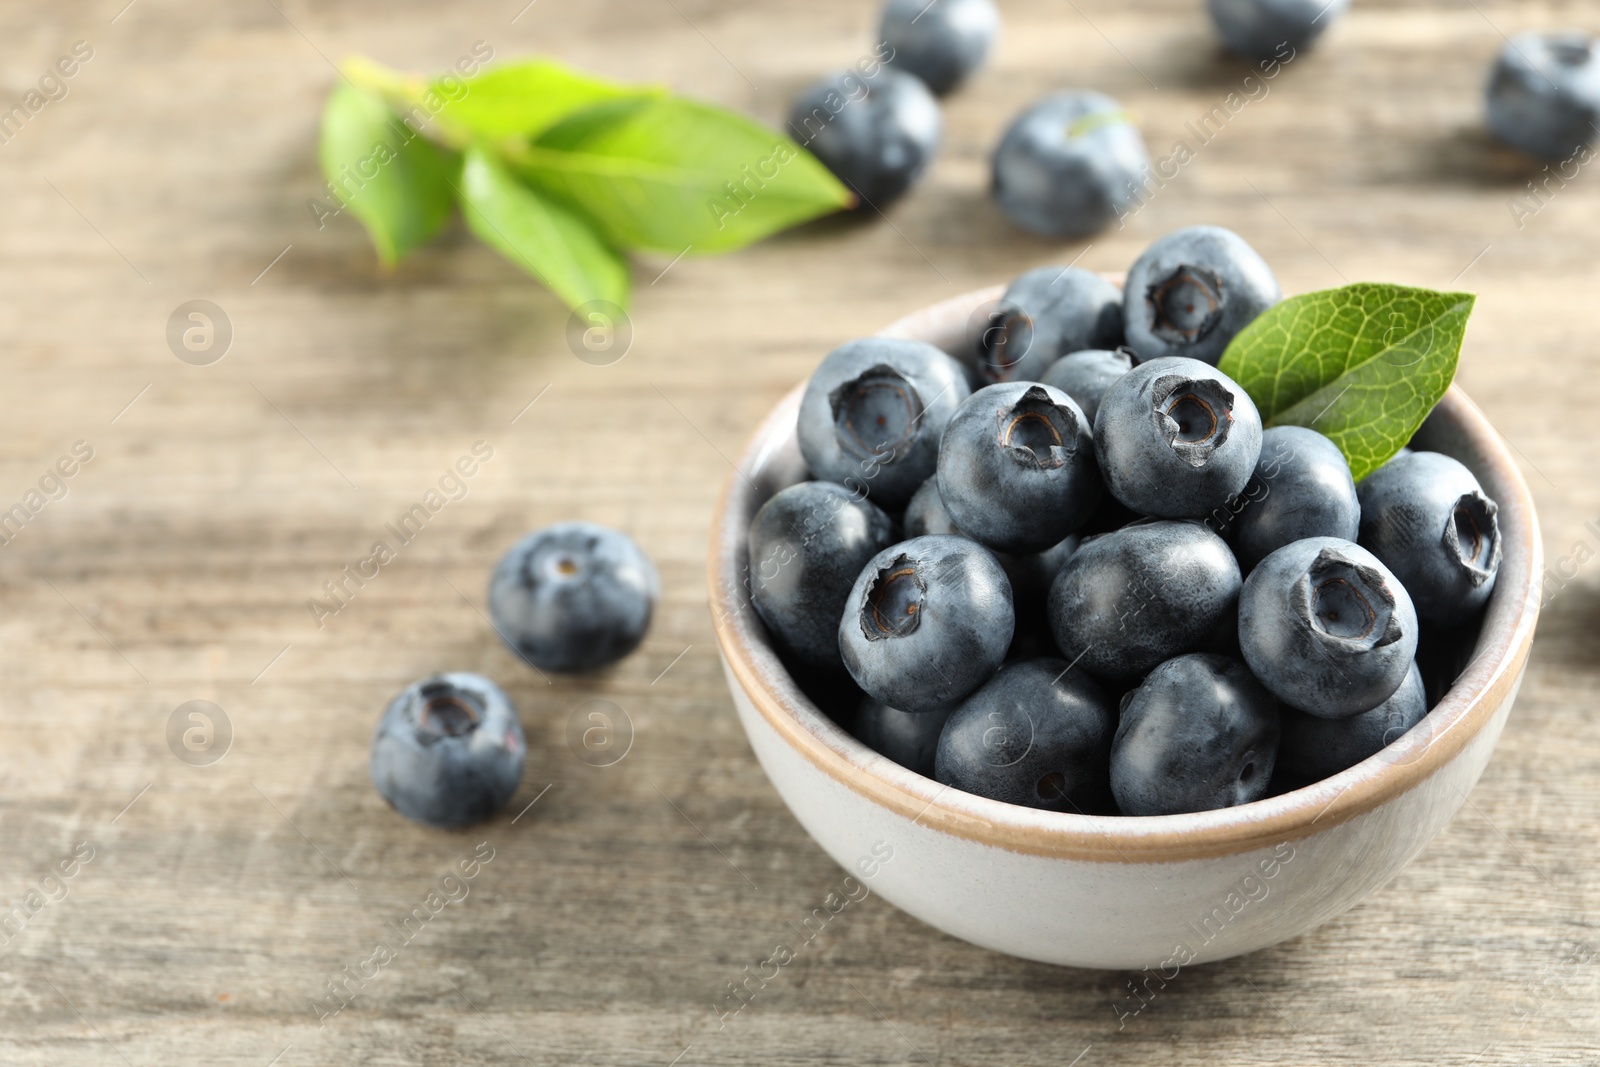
left=708, top=286, right=1541, bottom=969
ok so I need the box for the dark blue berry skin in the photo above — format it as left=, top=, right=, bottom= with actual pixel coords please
left=749, top=482, right=896, bottom=674
left=1239, top=537, right=1419, bottom=718
left=846, top=695, right=953, bottom=778
left=880, top=0, right=999, bottom=95
left=1229, top=425, right=1360, bottom=572
left=1094, top=356, right=1263, bottom=520
left=1041, top=348, right=1135, bottom=426
left=1048, top=520, right=1241, bottom=684
left=488, top=523, right=658, bottom=673
left=1110, top=653, right=1279, bottom=816
left=371, top=673, right=526, bottom=829
left=798, top=337, right=971, bottom=510
left=1486, top=32, right=1600, bottom=160
left=934, top=659, right=1116, bottom=813
left=937, top=382, right=1101, bottom=554
left=902, top=476, right=1076, bottom=623
left=992, top=91, right=1150, bottom=238
left=789, top=66, right=942, bottom=208
left=1207, top=0, right=1348, bottom=60
left=1123, top=226, right=1280, bottom=365
left=839, top=535, right=1014, bottom=712
left=977, top=268, right=1125, bottom=385
left=1279, top=661, right=1427, bottom=780
left=1358, top=451, right=1502, bottom=627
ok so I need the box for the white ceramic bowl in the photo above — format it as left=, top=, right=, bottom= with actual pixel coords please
left=708, top=287, right=1541, bottom=969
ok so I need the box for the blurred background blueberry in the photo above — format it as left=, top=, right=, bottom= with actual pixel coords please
left=789, top=65, right=942, bottom=208
left=991, top=90, right=1150, bottom=237
left=879, top=0, right=1000, bottom=95
left=1207, top=0, right=1349, bottom=61
left=1486, top=31, right=1600, bottom=160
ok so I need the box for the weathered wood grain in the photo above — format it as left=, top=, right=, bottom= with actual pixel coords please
left=0, top=1, right=1596, bottom=1064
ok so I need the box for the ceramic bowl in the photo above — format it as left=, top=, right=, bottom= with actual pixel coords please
left=707, top=286, right=1541, bottom=969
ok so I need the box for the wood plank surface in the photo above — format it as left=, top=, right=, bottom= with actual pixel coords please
left=1, top=1, right=1597, bottom=1064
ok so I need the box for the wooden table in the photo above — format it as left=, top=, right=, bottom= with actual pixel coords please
left=1, top=1, right=1595, bottom=1063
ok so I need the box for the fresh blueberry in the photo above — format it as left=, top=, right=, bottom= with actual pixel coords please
left=1486, top=31, right=1600, bottom=160
left=937, top=382, right=1101, bottom=554
left=1238, top=537, right=1419, bottom=718
left=789, top=66, right=942, bottom=208
left=992, top=91, right=1150, bottom=237
left=488, top=522, right=658, bottom=673
left=1123, top=225, right=1281, bottom=365
left=1094, top=356, right=1263, bottom=520
left=1048, top=519, right=1241, bottom=684
left=749, top=481, right=896, bottom=674
left=1229, top=425, right=1360, bottom=572
left=1109, top=653, right=1279, bottom=816
left=934, top=658, right=1116, bottom=813
left=1278, top=661, right=1427, bottom=780
left=879, top=0, right=999, bottom=95
left=977, top=268, right=1125, bottom=385
left=1040, top=347, right=1135, bottom=426
left=1207, top=0, right=1348, bottom=60
left=798, top=337, right=971, bottom=509
left=1357, top=450, right=1502, bottom=626
left=846, top=695, right=954, bottom=777
left=839, top=534, right=1014, bottom=712
left=370, top=672, right=526, bottom=829
left=903, top=476, right=1076, bottom=621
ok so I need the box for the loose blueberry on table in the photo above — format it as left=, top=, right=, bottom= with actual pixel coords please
left=1485, top=30, right=1600, bottom=161
left=1207, top=0, right=1350, bottom=61
left=745, top=223, right=1501, bottom=817
left=991, top=90, right=1150, bottom=238
left=788, top=65, right=942, bottom=209
left=878, top=0, right=1000, bottom=96
left=488, top=521, right=659, bottom=673
left=370, top=673, right=526, bottom=829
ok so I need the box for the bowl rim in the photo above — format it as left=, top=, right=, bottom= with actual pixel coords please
left=708, top=286, right=1543, bottom=863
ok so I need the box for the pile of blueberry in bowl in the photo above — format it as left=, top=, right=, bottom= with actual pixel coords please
left=729, top=224, right=1524, bottom=820
left=710, top=224, right=1539, bottom=966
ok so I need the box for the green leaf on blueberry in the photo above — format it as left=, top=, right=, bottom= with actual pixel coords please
left=319, top=55, right=853, bottom=311
left=1217, top=283, right=1476, bottom=481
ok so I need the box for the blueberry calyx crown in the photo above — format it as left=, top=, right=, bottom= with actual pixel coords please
left=829, top=364, right=925, bottom=462
left=414, top=678, right=484, bottom=742
left=1299, top=548, right=1403, bottom=651
left=1546, top=34, right=1593, bottom=67
left=1151, top=374, right=1234, bottom=468
left=861, top=553, right=925, bottom=640
left=1448, top=491, right=1503, bottom=586
left=996, top=385, right=1075, bottom=470
left=1146, top=264, right=1225, bottom=345
left=978, top=303, right=1034, bottom=383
